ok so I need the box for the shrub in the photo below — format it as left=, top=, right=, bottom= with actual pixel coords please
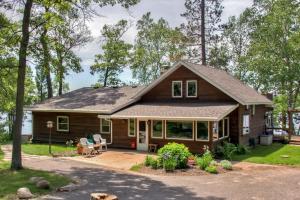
left=158, top=142, right=191, bottom=169
left=0, top=133, right=10, bottom=144
left=205, top=165, right=218, bottom=174
left=217, top=142, right=237, bottom=160
left=150, top=158, right=158, bottom=169
left=236, top=144, right=249, bottom=155
left=196, top=150, right=213, bottom=170
left=210, top=160, right=218, bottom=166
left=144, top=155, right=154, bottom=167
left=220, top=160, right=233, bottom=170
left=163, top=157, right=177, bottom=171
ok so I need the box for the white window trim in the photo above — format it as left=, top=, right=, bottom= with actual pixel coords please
left=195, top=121, right=210, bottom=142
left=172, top=81, right=183, bottom=98
left=57, top=116, right=69, bottom=132
left=128, top=118, right=136, bottom=137
left=151, top=120, right=164, bottom=139
left=242, top=114, right=250, bottom=135
left=165, top=120, right=194, bottom=141
left=186, top=80, right=197, bottom=98
left=100, top=118, right=111, bottom=134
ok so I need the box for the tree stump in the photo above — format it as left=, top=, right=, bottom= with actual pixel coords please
left=90, top=193, right=118, bottom=200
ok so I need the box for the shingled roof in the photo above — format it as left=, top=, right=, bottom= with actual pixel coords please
left=134, top=61, right=272, bottom=105
left=26, top=86, right=145, bottom=114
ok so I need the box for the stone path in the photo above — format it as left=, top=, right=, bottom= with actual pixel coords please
left=2, top=145, right=300, bottom=200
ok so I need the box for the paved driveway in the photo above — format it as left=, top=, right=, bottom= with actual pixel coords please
left=2, top=146, right=300, bottom=200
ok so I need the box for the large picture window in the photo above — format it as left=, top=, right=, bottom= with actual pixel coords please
left=128, top=119, right=136, bottom=137
left=186, top=80, right=197, bottom=97
left=101, top=118, right=111, bottom=134
left=172, top=81, right=182, bottom=98
left=196, top=121, right=209, bottom=141
left=152, top=120, right=163, bottom=138
left=57, top=116, right=69, bottom=132
left=166, top=121, right=193, bottom=140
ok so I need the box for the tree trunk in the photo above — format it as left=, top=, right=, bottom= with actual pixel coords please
left=58, top=55, right=64, bottom=96
left=103, top=67, right=109, bottom=87
left=11, top=0, right=33, bottom=170
left=40, top=8, right=53, bottom=99
left=200, top=0, right=206, bottom=65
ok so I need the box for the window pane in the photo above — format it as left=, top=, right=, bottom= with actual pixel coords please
left=101, top=119, right=110, bottom=133
left=173, top=82, right=182, bottom=97
left=102, top=125, right=110, bottom=133
left=166, top=121, right=193, bottom=139
left=58, top=117, right=68, bottom=124
left=224, top=118, right=229, bottom=137
left=188, top=81, right=196, bottom=97
left=58, top=123, right=68, bottom=130
left=213, top=122, right=218, bottom=140
left=218, top=120, right=223, bottom=138
left=129, top=119, right=135, bottom=136
left=152, top=120, right=163, bottom=138
left=102, top=119, right=109, bottom=126
left=197, top=121, right=208, bottom=140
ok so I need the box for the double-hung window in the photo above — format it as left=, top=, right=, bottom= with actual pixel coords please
left=186, top=80, right=197, bottom=97
left=172, top=81, right=182, bottom=98
left=152, top=120, right=163, bottom=138
left=101, top=118, right=111, bottom=134
left=57, top=116, right=69, bottom=132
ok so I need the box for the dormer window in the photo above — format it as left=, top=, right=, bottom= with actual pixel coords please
left=187, top=80, right=197, bottom=97
left=172, top=81, right=182, bottom=98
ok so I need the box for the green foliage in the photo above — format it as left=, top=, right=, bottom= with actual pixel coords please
left=217, top=142, right=237, bottom=160
left=196, top=150, right=213, bottom=170
left=158, top=142, right=191, bottom=169
left=220, top=160, right=233, bottom=170
left=205, top=165, right=218, bottom=174
left=210, top=160, right=218, bottom=166
left=131, top=12, right=187, bottom=84
left=163, top=157, right=177, bottom=172
left=144, top=155, right=153, bottom=167
left=22, top=144, right=76, bottom=156
left=91, top=20, right=132, bottom=87
left=150, top=158, right=158, bottom=169
left=236, top=144, right=249, bottom=155
left=130, top=163, right=143, bottom=172
left=0, top=133, right=10, bottom=144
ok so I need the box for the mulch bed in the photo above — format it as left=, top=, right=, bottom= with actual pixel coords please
left=137, top=164, right=237, bottom=176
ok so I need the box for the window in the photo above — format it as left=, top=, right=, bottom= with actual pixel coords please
left=186, top=80, right=197, bottom=97
left=128, top=119, right=135, bottom=137
left=152, top=120, right=163, bottom=138
left=172, top=81, right=182, bottom=98
left=224, top=118, right=229, bottom=137
left=57, top=116, right=69, bottom=132
left=166, top=121, right=193, bottom=140
left=101, top=118, right=111, bottom=134
left=218, top=120, right=224, bottom=138
left=243, top=114, right=250, bottom=135
left=196, top=121, right=209, bottom=141
left=213, top=122, right=218, bottom=140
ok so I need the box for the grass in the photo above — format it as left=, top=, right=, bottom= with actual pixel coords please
left=130, top=163, right=143, bottom=172
left=0, top=145, right=70, bottom=199
left=22, top=143, right=76, bottom=156
left=232, top=143, right=300, bottom=166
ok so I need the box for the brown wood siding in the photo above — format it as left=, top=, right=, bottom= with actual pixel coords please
left=141, top=65, right=235, bottom=103
left=110, top=119, right=136, bottom=148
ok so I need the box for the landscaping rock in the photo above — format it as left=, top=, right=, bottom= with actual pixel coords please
left=29, top=177, right=44, bottom=184
left=17, top=187, right=33, bottom=199
left=90, top=193, right=118, bottom=200
left=36, top=180, right=50, bottom=189
left=57, top=183, right=78, bottom=192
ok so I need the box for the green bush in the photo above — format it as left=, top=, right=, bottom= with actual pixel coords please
left=150, top=158, right=158, bottom=169
left=220, top=160, right=233, bottom=170
left=158, top=142, right=191, bottom=169
left=217, top=142, right=237, bottom=160
left=144, top=155, right=154, bottom=167
left=205, top=165, right=218, bottom=174
left=210, top=160, right=218, bottom=166
left=163, top=157, right=177, bottom=171
left=0, top=133, right=10, bottom=144
left=196, top=150, right=213, bottom=170
left=236, top=144, right=249, bottom=155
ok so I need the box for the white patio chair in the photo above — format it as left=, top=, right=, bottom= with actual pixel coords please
left=79, top=138, right=94, bottom=156
left=93, top=134, right=107, bottom=151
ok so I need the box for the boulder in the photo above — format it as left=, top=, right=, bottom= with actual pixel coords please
left=36, top=180, right=50, bottom=189
left=90, top=193, right=118, bottom=200
left=57, top=183, right=78, bottom=192
left=29, top=177, right=44, bottom=184
left=17, top=187, right=33, bottom=199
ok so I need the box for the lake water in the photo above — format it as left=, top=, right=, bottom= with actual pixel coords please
left=1, top=112, right=32, bottom=135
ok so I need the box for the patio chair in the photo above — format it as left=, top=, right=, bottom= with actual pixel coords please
left=79, top=138, right=94, bottom=156
left=93, top=134, right=107, bottom=151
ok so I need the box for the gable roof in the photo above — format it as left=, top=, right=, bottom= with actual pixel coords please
left=133, top=61, right=272, bottom=105
left=26, top=86, right=145, bottom=114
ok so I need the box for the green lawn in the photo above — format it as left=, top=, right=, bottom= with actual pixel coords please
left=0, top=145, right=70, bottom=199
left=22, top=144, right=76, bottom=156
left=232, top=143, right=300, bottom=166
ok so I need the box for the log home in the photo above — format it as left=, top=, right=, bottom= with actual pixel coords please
left=27, top=61, right=273, bottom=153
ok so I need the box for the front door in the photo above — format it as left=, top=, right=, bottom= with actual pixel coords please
left=137, top=120, right=148, bottom=151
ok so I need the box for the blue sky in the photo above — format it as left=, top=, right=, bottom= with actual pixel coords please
left=66, top=0, right=253, bottom=91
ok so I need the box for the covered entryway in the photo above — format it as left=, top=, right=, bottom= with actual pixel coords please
left=137, top=120, right=148, bottom=151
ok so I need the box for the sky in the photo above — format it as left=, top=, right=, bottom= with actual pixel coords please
left=66, top=0, right=253, bottom=91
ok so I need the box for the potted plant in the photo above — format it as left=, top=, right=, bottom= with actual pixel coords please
left=187, top=155, right=196, bottom=166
